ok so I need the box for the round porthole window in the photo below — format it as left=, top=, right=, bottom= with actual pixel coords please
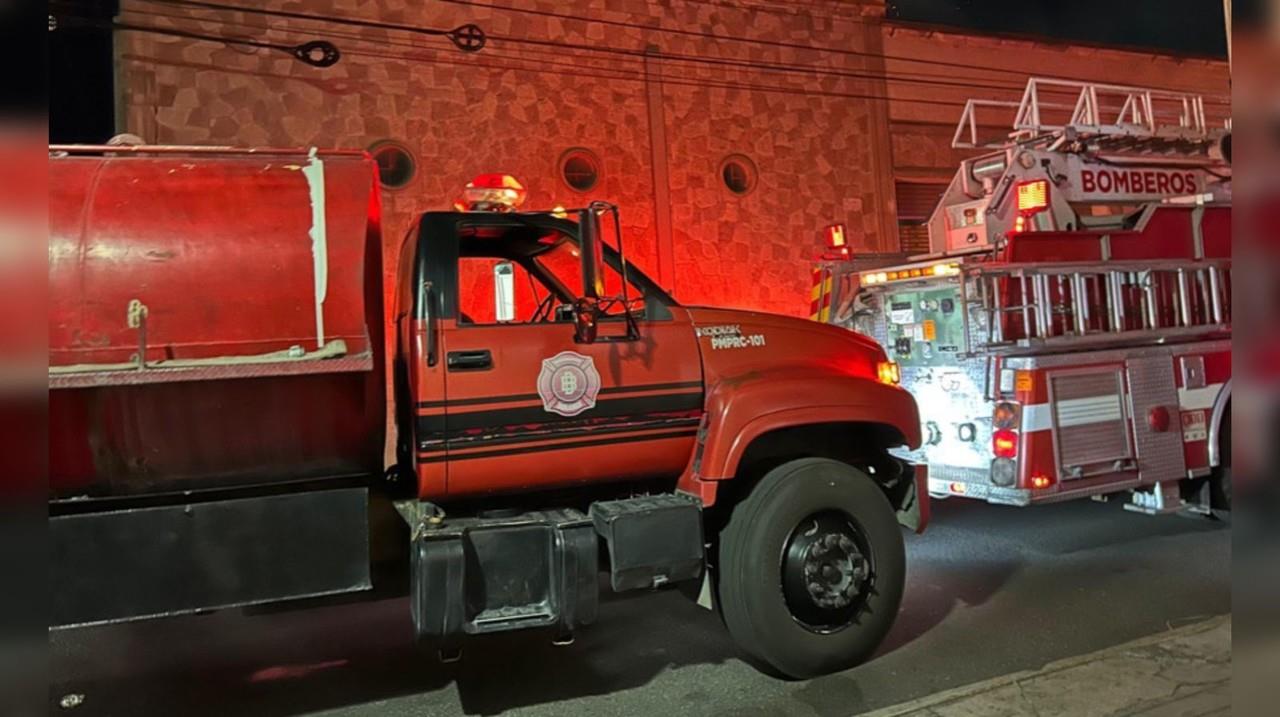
left=369, top=140, right=416, bottom=190
left=560, top=148, right=601, bottom=192
left=721, top=154, right=757, bottom=196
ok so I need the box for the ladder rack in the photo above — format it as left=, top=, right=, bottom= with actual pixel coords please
left=953, top=77, right=1229, bottom=150
left=961, top=258, right=1231, bottom=354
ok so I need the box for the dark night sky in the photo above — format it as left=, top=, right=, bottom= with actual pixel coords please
left=887, top=0, right=1228, bottom=57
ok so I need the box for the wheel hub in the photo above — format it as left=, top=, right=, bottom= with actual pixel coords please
left=782, top=511, right=873, bottom=632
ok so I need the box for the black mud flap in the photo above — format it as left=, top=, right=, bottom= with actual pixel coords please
left=51, top=487, right=371, bottom=628
left=410, top=509, right=598, bottom=651
left=886, top=461, right=929, bottom=534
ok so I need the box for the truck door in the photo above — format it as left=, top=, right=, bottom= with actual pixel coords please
left=428, top=214, right=703, bottom=497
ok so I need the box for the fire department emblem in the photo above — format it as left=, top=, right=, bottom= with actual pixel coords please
left=538, top=351, right=601, bottom=417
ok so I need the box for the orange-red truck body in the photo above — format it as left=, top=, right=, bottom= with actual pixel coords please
left=47, top=147, right=924, bottom=640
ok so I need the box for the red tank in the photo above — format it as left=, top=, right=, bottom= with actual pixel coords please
left=48, top=146, right=386, bottom=500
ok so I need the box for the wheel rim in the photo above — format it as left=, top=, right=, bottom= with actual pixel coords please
left=780, top=510, right=874, bottom=633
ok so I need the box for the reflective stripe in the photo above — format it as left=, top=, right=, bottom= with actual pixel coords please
left=1021, top=381, right=1226, bottom=433
left=818, top=276, right=833, bottom=322
left=1022, top=403, right=1052, bottom=432
left=1178, top=382, right=1225, bottom=411
left=1022, top=395, right=1123, bottom=431
left=1055, top=394, right=1124, bottom=427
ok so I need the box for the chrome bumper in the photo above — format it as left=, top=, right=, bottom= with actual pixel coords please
left=928, top=477, right=1032, bottom=507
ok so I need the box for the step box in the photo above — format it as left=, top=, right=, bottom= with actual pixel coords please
left=590, top=494, right=705, bottom=592
left=410, top=508, right=597, bottom=642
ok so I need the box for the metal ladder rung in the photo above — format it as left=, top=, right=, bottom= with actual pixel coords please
left=969, top=262, right=1230, bottom=351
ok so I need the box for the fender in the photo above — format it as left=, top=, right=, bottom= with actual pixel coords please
left=677, top=366, right=921, bottom=505
left=1207, top=378, right=1231, bottom=468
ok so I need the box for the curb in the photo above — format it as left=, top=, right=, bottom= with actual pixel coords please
left=859, top=614, right=1231, bottom=717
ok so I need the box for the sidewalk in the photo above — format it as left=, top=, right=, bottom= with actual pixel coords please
left=862, top=615, right=1230, bottom=717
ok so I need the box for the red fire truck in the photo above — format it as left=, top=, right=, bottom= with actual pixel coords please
left=49, top=145, right=926, bottom=679
left=816, top=78, right=1232, bottom=516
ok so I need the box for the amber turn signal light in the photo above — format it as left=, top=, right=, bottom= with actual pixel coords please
left=877, top=361, right=901, bottom=385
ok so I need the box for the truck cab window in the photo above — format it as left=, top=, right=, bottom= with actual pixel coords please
left=456, top=222, right=653, bottom=324
left=532, top=232, right=648, bottom=317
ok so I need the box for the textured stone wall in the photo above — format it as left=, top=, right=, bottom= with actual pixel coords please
left=117, top=0, right=894, bottom=318
left=114, top=2, right=1230, bottom=317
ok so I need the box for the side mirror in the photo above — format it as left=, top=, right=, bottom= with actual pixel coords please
left=493, top=261, right=515, bottom=322
left=572, top=202, right=638, bottom=344
left=578, top=208, right=605, bottom=300
left=573, top=297, right=599, bottom=344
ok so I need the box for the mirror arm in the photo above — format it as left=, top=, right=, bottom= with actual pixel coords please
left=624, top=309, right=640, bottom=341
left=574, top=201, right=640, bottom=344
left=578, top=206, right=604, bottom=300
left=605, top=203, right=631, bottom=307
left=600, top=202, right=642, bottom=339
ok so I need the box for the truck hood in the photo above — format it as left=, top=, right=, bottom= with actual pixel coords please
left=682, top=306, right=888, bottom=384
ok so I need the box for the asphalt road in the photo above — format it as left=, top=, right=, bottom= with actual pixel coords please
left=48, top=497, right=1230, bottom=716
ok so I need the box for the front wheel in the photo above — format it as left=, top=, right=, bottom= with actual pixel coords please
left=716, top=458, right=906, bottom=679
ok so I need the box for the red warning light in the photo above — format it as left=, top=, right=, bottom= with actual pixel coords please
left=820, top=223, right=850, bottom=260
left=456, top=173, right=527, bottom=212
left=1016, top=180, right=1049, bottom=213
left=992, top=428, right=1018, bottom=458
left=825, top=223, right=847, bottom=248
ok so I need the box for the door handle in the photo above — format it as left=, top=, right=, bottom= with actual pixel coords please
left=447, top=350, right=493, bottom=371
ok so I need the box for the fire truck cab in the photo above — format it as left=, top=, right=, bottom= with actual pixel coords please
left=389, top=182, right=928, bottom=677
left=817, top=78, right=1232, bottom=516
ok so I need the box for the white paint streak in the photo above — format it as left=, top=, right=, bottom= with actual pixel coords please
left=302, top=147, right=328, bottom=348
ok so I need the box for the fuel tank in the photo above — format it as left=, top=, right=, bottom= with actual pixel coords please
left=48, top=146, right=386, bottom=500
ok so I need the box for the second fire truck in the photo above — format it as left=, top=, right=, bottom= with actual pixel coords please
left=817, top=78, right=1232, bottom=515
